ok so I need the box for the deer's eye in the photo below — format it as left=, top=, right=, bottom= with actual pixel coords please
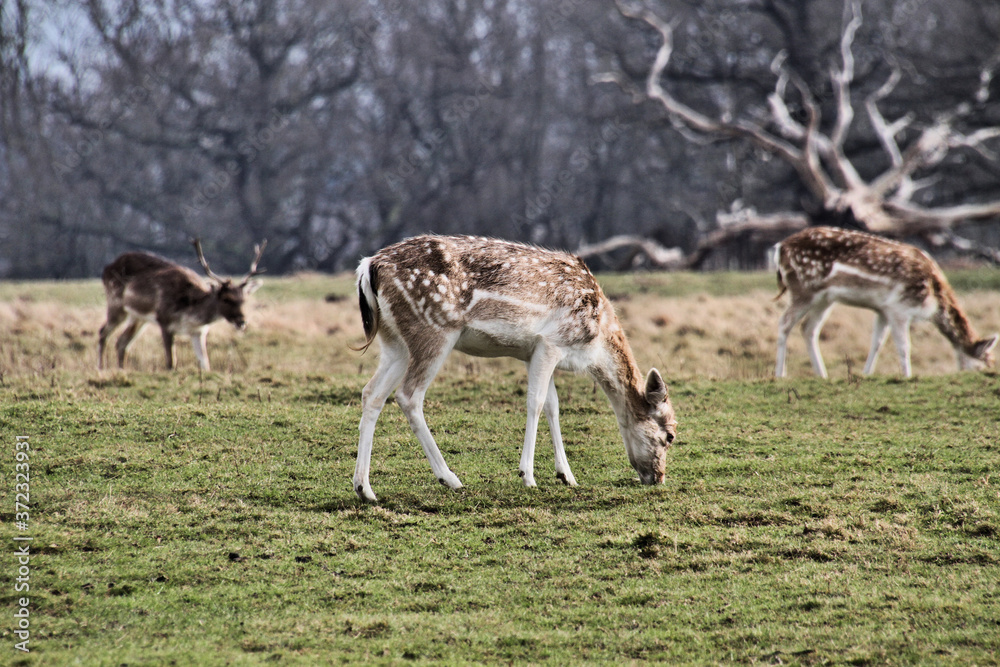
left=665, top=432, right=675, bottom=445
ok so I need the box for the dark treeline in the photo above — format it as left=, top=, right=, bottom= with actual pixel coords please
left=1, top=0, right=999, bottom=278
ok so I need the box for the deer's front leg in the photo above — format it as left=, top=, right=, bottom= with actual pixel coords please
left=191, top=327, right=211, bottom=371
left=159, top=327, right=175, bottom=370
left=888, top=316, right=915, bottom=378
left=520, top=344, right=563, bottom=488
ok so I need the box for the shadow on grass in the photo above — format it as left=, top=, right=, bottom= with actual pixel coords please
left=306, top=477, right=654, bottom=516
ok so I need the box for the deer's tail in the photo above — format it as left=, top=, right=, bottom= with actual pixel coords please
left=770, top=242, right=788, bottom=301
left=351, top=257, right=380, bottom=354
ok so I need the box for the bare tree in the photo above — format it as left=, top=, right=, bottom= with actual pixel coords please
left=605, top=0, right=1000, bottom=260
left=5, top=0, right=1000, bottom=277
left=44, top=0, right=361, bottom=274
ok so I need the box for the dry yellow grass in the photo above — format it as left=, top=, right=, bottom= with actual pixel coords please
left=622, top=288, right=999, bottom=381
left=1, top=273, right=997, bottom=382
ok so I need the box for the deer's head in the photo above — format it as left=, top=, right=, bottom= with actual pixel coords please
left=193, top=239, right=266, bottom=330
left=621, top=368, right=677, bottom=485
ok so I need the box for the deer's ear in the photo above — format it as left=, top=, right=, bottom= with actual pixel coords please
left=977, top=333, right=999, bottom=358
left=243, top=279, right=262, bottom=296
left=645, top=368, right=668, bottom=406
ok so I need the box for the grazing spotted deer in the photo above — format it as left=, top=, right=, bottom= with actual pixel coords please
left=774, top=226, right=998, bottom=378
left=98, top=240, right=265, bottom=371
left=352, top=235, right=677, bottom=502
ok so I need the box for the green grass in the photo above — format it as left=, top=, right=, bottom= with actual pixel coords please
left=1, top=273, right=999, bottom=665
left=0, top=272, right=356, bottom=306
left=0, top=280, right=107, bottom=307
left=3, top=371, right=1000, bottom=665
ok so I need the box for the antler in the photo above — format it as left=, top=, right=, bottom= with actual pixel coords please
left=240, top=240, right=267, bottom=286
left=191, top=238, right=226, bottom=283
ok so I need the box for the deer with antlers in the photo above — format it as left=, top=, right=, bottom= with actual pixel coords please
left=97, top=240, right=265, bottom=371
left=352, top=235, right=677, bottom=502
left=774, top=226, right=998, bottom=378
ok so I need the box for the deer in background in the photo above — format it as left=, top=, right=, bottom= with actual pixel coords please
left=98, top=240, right=265, bottom=371
left=774, top=226, right=998, bottom=378
left=352, top=235, right=677, bottom=502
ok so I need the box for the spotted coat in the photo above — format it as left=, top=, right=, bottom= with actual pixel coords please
left=774, top=226, right=998, bottom=377
left=351, top=234, right=678, bottom=501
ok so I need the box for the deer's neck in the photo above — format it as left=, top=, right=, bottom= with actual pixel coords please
left=160, top=282, right=217, bottom=325
left=930, top=274, right=980, bottom=354
left=590, top=326, right=646, bottom=425
left=199, top=297, right=223, bottom=324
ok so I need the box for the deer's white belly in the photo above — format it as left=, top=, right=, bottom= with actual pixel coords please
left=454, top=323, right=535, bottom=361
left=168, top=314, right=212, bottom=337
left=123, top=306, right=156, bottom=323
left=454, top=319, right=600, bottom=372
left=826, top=283, right=935, bottom=321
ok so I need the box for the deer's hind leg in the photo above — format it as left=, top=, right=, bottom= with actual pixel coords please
left=115, top=317, right=147, bottom=369
left=354, top=337, right=409, bottom=502
left=98, top=304, right=127, bottom=370
left=394, top=332, right=464, bottom=493
left=800, top=302, right=834, bottom=379
left=776, top=298, right=816, bottom=377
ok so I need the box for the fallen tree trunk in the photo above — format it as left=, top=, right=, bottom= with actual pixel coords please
left=576, top=235, right=684, bottom=271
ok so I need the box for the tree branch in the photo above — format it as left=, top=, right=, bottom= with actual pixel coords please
left=614, top=0, right=803, bottom=164
left=829, top=0, right=862, bottom=151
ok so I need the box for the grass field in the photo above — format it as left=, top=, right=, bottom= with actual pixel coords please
left=1, top=270, right=999, bottom=665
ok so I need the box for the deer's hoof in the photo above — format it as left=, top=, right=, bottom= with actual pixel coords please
left=437, top=472, right=463, bottom=490
left=556, top=471, right=578, bottom=486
